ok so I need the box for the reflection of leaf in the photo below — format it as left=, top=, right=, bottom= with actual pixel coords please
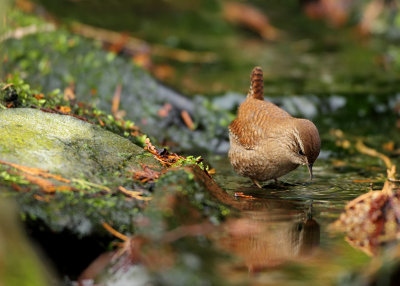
left=332, top=140, right=400, bottom=256
left=332, top=180, right=400, bottom=256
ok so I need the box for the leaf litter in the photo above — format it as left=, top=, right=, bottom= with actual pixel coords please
left=331, top=137, right=400, bottom=256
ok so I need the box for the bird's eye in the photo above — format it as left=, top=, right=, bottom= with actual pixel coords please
left=298, top=150, right=305, bottom=156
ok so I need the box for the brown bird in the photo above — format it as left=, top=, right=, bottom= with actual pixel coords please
left=228, top=67, right=320, bottom=188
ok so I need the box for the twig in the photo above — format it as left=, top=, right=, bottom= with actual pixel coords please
left=72, top=178, right=111, bottom=193
left=70, top=22, right=217, bottom=63
left=102, top=222, right=128, bottom=241
left=118, top=186, right=152, bottom=201
left=0, top=159, right=70, bottom=183
left=111, top=84, right=122, bottom=118
left=355, top=139, right=396, bottom=180
left=0, top=24, right=55, bottom=43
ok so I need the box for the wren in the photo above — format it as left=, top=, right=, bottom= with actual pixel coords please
left=228, top=67, right=320, bottom=188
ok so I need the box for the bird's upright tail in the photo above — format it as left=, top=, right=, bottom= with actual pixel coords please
left=249, top=66, right=264, bottom=100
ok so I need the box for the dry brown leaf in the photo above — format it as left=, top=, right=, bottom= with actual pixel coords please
left=383, top=141, right=395, bottom=152
left=133, top=52, right=152, bottom=69
left=358, top=0, right=384, bottom=35
left=64, top=85, right=76, bottom=101
left=108, top=32, right=130, bottom=54
left=34, top=93, right=44, bottom=100
left=131, top=164, right=162, bottom=183
left=33, top=194, right=50, bottom=202
left=223, top=1, right=280, bottom=40
left=144, top=138, right=185, bottom=167
left=181, top=110, right=195, bottom=130
left=111, top=84, right=125, bottom=119
left=157, top=103, right=172, bottom=118
left=118, top=186, right=152, bottom=201
left=153, top=65, right=175, bottom=81
left=332, top=140, right=400, bottom=256
left=57, top=106, right=71, bottom=113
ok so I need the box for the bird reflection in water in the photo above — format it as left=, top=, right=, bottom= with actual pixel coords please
left=215, top=198, right=320, bottom=273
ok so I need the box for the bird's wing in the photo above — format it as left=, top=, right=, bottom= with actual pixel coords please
left=229, top=118, right=264, bottom=150
left=229, top=99, right=290, bottom=150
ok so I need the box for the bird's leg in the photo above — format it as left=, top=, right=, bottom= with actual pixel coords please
left=274, top=178, right=279, bottom=184
left=251, top=178, right=262, bottom=189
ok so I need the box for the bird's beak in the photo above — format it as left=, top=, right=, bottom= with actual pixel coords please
left=307, top=163, right=313, bottom=180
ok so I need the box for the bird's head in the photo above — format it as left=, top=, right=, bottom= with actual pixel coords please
left=286, top=119, right=321, bottom=179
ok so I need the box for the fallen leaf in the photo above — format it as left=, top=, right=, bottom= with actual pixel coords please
left=153, top=64, right=175, bottom=81
left=108, top=32, right=129, bottom=54
left=157, top=103, right=172, bottom=118
left=118, top=186, right=152, bottom=201
left=34, top=93, right=44, bottom=100
left=223, top=1, right=280, bottom=40
left=57, top=106, right=71, bottom=113
left=181, top=110, right=195, bottom=130
left=383, top=141, right=395, bottom=152
left=133, top=52, right=152, bottom=69
left=358, top=0, right=384, bottom=35
left=64, top=85, right=76, bottom=101
left=33, top=194, right=50, bottom=202
left=131, top=164, right=162, bottom=183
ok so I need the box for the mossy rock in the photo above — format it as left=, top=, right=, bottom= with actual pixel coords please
left=0, top=108, right=154, bottom=181
left=0, top=107, right=158, bottom=235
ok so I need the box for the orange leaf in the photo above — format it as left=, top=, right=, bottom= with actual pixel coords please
left=181, top=110, right=194, bottom=130
left=64, top=86, right=76, bottom=101
left=34, top=93, right=44, bottom=100
left=58, top=106, right=71, bottom=113
left=157, top=103, right=172, bottom=118
left=33, top=194, right=50, bottom=202
left=111, top=84, right=123, bottom=119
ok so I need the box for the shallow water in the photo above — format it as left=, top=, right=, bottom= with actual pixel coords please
left=208, top=155, right=388, bottom=284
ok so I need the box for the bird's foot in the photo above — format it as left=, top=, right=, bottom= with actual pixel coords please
left=251, top=178, right=262, bottom=189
